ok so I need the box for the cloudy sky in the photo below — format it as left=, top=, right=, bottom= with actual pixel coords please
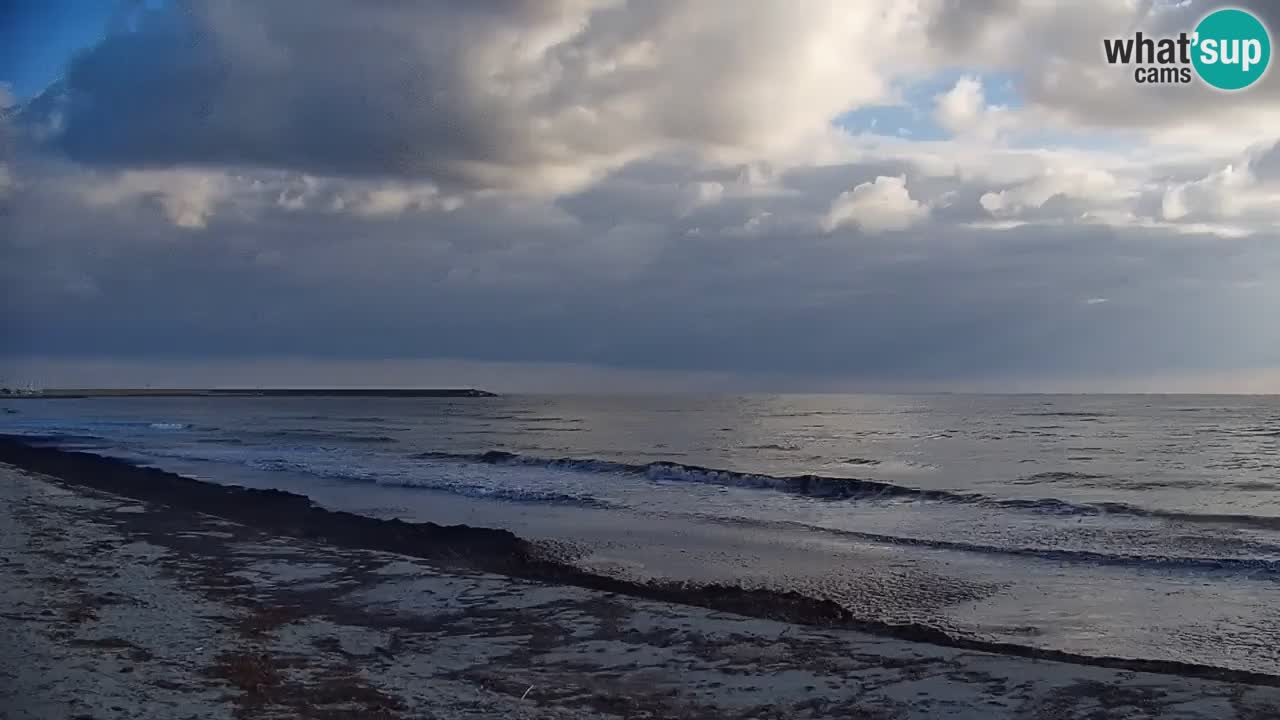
left=3, top=0, right=1280, bottom=392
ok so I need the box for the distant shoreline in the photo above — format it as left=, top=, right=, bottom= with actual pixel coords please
left=0, top=388, right=498, bottom=399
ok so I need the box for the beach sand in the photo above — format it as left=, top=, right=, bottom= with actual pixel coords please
left=3, top=462, right=1280, bottom=719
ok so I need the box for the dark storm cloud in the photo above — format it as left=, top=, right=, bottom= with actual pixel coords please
left=50, top=1, right=538, bottom=185
left=36, top=0, right=913, bottom=194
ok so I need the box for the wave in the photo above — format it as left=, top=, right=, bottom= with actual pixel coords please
left=15, top=432, right=1280, bottom=578
left=841, top=457, right=882, bottom=466
left=1014, top=411, right=1109, bottom=419
left=245, top=456, right=614, bottom=509
left=7, top=432, right=107, bottom=444
left=87, top=420, right=193, bottom=429
left=414, top=450, right=943, bottom=500
left=129, top=444, right=1280, bottom=566
left=716, top=516, right=1280, bottom=574
left=414, top=450, right=1280, bottom=532
left=6, top=435, right=1280, bottom=685
left=18, top=423, right=1280, bottom=534
left=377, top=478, right=616, bottom=509
left=249, top=429, right=399, bottom=444
left=112, top=444, right=611, bottom=510
left=284, top=415, right=401, bottom=425
left=1011, top=471, right=1109, bottom=484
left=13, top=419, right=194, bottom=431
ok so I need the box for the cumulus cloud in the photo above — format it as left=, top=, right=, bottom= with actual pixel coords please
left=333, top=184, right=462, bottom=218
left=981, top=167, right=1121, bottom=219
left=934, top=76, right=1012, bottom=141
left=80, top=169, right=231, bottom=229
left=1161, top=165, right=1243, bottom=221
left=1135, top=138, right=1280, bottom=235
left=823, top=175, right=929, bottom=233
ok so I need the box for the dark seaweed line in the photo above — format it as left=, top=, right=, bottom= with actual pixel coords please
left=2, top=435, right=1278, bottom=688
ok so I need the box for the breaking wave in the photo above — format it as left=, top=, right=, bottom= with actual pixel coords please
left=414, top=450, right=1280, bottom=532
left=257, top=456, right=616, bottom=509
left=712, top=517, right=1280, bottom=575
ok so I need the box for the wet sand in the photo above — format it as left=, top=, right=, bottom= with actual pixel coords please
left=4, top=457, right=1280, bottom=717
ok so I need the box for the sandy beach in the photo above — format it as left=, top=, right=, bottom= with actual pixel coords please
left=3, top=456, right=1280, bottom=719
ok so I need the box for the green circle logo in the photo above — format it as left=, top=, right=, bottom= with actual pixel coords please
left=1192, top=8, right=1271, bottom=90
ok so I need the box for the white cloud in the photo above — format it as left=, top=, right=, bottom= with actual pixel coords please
left=934, top=76, right=1011, bottom=141
left=337, top=184, right=461, bottom=218
left=271, top=174, right=465, bottom=218
left=1158, top=145, right=1280, bottom=229
left=276, top=175, right=319, bottom=211
left=981, top=167, right=1121, bottom=218
left=1160, top=165, right=1244, bottom=221
left=823, top=175, right=929, bottom=233
left=677, top=181, right=725, bottom=216
left=80, top=169, right=231, bottom=229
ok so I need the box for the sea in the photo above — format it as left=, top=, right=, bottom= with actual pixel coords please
left=4, top=393, right=1280, bottom=675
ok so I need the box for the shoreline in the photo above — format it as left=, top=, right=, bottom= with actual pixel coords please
left=3, top=434, right=1280, bottom=690
left=1, top=388, right=498, bottom=399
left=5, top=461, right=1280, bottom=717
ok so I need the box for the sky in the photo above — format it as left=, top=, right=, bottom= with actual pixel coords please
left=3, top=0, right=1280, bottom=393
